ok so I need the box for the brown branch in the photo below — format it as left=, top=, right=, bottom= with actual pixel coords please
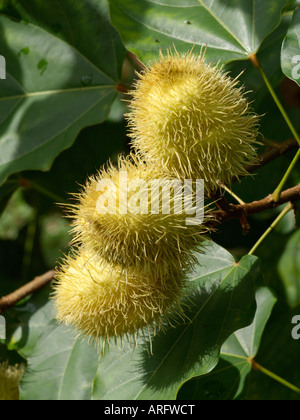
left=208, top=190, right=232, bottom=211
left=115, top=83, right=130, bottom=94
left=209, top=189, right=251, bottom=234
left=210, top=183, right=300, bottom=226
left=0, top=270, right=56, bottom=315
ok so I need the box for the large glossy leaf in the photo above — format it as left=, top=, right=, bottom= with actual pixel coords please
left=92, top=242, right=260, bottom=400
left=20, top=325, right=100, bottom=400
left=244, top=303, right=300, bottom=400
left=5, top=286, right=100, bottom=401
left=109, top=0, right=291, bottom=65
left=219, top=287, right=276, bottom=397
left=227, top=14, right=293, bottom=107
left=278, top=229, right=300, bottom=308
left=0, top=0, right=126, bottom=186
left=176, top=287, right=277, bottom=400
left=5, top=242, right=260, bottom=400
left=242, top=284, right=300, bottom=402
left=281, top=7, right=300, bottom=87
left=0, top=0, right=126, bottom=82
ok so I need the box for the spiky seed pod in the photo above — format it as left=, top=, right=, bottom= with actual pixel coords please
left=0, top=362, right=25, bottom=401
left=126, top=51, right=260, bottom=191
left=53, top=247, right=185, bottom=343
left=69, top=155, right=208, bottom=276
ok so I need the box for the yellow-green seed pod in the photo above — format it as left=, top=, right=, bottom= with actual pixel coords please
left=0, top=362, right=25, bottom=401
left=69, top=155, right=208, bottom=275
left=53, top=247, right=185, bottom=342
left=127, top=51, right=259, bottom=191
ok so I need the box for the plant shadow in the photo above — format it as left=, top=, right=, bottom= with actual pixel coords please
left=135, top=270, right=257, bottom=394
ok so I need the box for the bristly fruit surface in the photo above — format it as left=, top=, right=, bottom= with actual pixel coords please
left=68, top=155, right=209, bottom=276
left=127, top=50, right=260, bottom=192
left=53, top=247, right=186, bottom=343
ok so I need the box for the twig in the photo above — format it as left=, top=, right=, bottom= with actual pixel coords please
left=273, top=149, right=300, bottom=202
left=249, top=358, right=300, bottom=395
left=115, top=83, right=130, bottom=94
left=208, top=190, right=232, bottom=211
left=0, top=270, right=56, bottom=315
left=210, top=184, right=300, bottom=226
left=248, top=202, right=294, bottom=255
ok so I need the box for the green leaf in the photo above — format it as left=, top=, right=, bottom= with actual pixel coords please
left=226, top=14, right=293, bottom=107
left=177, top=287, right=277, bottom=400
left=0, top=0, right=126, bottom=186
left=0, top=0, right=125, bottom=82
left=221, top=287, right=276, bottom=364
left=244, top=301, right=300, bottom=400
left=6, top=286, right=99, bottom=400
left=281, top=8, right=300, bottom=86
left=20, top=325, right=100, bottom=400
left=0, top=188, right=35, bottom=240
left=5, top=287, right=56, bottom=358
left=278, top=229, right=300, bottom=308
left=109, top=0, right=291, bottom=65
left=92, top=242, right=259, bottom=400
left=4, top=242, right=260, bottom=400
